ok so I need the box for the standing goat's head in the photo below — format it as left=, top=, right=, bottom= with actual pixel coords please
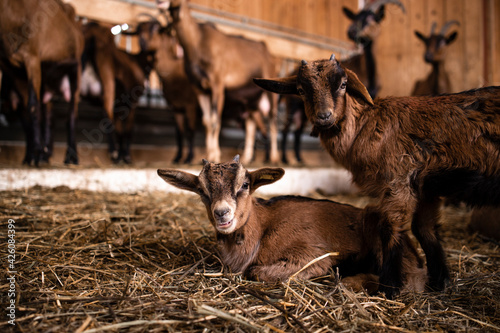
left=158, top=155, right=284, bottom=234
left=342, top=0, right=405, bottom=46
left=254, top=55, right=373, bottom=133
left=414, top=21, right=459, bottom=64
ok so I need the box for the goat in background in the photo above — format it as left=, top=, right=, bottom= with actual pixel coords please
left=412, top=21, right=460, bottom=96
left=254, top=55, right=500, bottom=298
left=0, top=0, right=83, bottom=165
left=158, top=155, right=427, bottom=293
left=157, top=0, right=279, bottom=165
left=80, top=22, right=155, bottom=164
left=342, top=0, right=405, bottom=99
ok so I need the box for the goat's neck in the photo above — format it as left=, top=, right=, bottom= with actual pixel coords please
left=430, top=62, right=449, bottom=95
left=363, top=41, right=378, bottom=98
left=318, top=95, right=371, bottom=167
left=173, top=5, right=202, bottom=61
left=216, top=199, right=264, bottom=274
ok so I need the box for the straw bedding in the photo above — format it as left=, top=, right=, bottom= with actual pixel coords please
left=1, top=185, right=499, bottom=332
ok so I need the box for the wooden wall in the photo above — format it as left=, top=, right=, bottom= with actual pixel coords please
left=68, top=0, right=499, bottom=97
left=187, top=0, right=498, bottom=96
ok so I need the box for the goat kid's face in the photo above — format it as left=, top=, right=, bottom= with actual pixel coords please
left=254, top=57, right=373, bottom=132
left=158, top=156, right=284, bottom=234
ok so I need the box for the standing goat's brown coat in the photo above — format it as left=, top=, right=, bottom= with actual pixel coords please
left=254, top=56, right=500, bottom=297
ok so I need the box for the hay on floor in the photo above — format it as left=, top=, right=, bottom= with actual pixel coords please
left=1, top=186, right=499, bottom=332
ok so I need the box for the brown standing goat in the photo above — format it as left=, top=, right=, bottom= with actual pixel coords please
left=158, top=155, right=426, bottom=292
left=157, top=0, right=279, bottom=164
left=412, top=21, right=459, bottom=96
left=0, top=0, right=83, bottom=165
left=254, top=56, right=500, bottom=298
left=81, top=22, right=155, bottom=164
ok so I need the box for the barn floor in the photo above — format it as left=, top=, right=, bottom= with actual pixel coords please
left=1, top=186, right=499, bottom=332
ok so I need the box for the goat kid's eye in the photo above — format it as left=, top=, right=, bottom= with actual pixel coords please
left=241, top=182, right=249, bottom=191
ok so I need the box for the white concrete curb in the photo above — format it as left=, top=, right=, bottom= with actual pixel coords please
left=0, top=167, right=357, bottom=196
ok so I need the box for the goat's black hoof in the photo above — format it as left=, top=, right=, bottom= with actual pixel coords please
left=122, top=155, right=132, bottom=164
left=378, top=285, right=399, bottom=300
left=428, top=277, right=450, bottom=292
left=281, top=157, right=289, bottom=165
left=64, top=150, right=79, bottom=165
left=183, top=155, right=193, bottom=164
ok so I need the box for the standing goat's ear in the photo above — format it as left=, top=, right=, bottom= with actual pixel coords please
left=157, top=169, right=199, bottom=193
left=342, top=7, right=356, bottom=20
left=343, top=67, right=374, bottom=106
left=253, top=76, right=298, bottom=95
left=249, top=167, right=285, bottom=192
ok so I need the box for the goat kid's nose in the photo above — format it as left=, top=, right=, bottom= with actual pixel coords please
left=214, top=207, right=230, bottom=219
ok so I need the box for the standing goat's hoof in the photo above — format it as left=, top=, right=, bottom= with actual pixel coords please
left=64, top=148, right=79, bottom=165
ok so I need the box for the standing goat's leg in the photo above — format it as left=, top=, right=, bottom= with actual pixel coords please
left=241, top=117, right=256, bottom=164
left=268, top=92, right=279, bottom=164
left=64, top=63, right=80, bottom=165
left=198, top=94, right=216, bottom=161
left=377, top=189, right=416, bottom=298
left=173, top=110, right=185, bottom=164
left=184, top=104, right=197, bottom=164
left=412, top=197, right=449, bottom=291
left=25, top=56, right=42, bottom=166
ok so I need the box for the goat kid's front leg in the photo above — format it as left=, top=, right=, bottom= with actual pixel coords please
left=412, top=197, right=449, bottom=291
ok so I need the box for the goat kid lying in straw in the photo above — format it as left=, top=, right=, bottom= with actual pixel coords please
left=158, top=155, right=426, bottom=293
left=253, top=55, right=500, bottom=298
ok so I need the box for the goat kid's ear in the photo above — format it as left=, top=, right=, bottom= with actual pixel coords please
left=343, top=67, right=374, bottom=106
left=157, top=169, right=199, bottom=194
left=253, top=76, right=298, bottom=95
left=342, top=7, right=356, bottom=20
left=249, top=168, right=285, bottom=192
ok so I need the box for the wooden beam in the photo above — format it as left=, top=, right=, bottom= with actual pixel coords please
left=64, top=0, right=355, bottom=61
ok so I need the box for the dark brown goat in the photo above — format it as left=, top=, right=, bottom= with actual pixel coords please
left=341, top=0, right=405, bottom=99
left=254, top=56, right=500, bottom=297
left=0, top=0, right=83, bottom=165
left=81, top=22, right=155, bottom=164
left=128, top=20, right=199, bottom=163
left=157, top=0, right=279, bottom=164
left=158, top=155, right=427, bottom=292
left=412, top=21, right=459, bottom=96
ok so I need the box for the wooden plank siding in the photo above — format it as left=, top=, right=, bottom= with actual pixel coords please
left=66, top=0, right=498, bottom=96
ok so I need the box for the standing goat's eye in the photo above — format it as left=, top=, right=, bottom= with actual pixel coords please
left=297, top=87, right=305, bottom=96
left=340, top=81, right=347, bottom=90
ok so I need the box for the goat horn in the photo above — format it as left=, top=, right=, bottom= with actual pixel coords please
left=233, top=155, right=240, bottom=163
left=430, top=21, right=437, bottom=35
left=440, top=20, right=460, bottom=36
left=301, top=60, right=308, bottom=66
left=202, top=159, right=209, bottom=166
left=330, top=54, right=336, bottom=61
left=368, top=0, right=406, bottom=14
